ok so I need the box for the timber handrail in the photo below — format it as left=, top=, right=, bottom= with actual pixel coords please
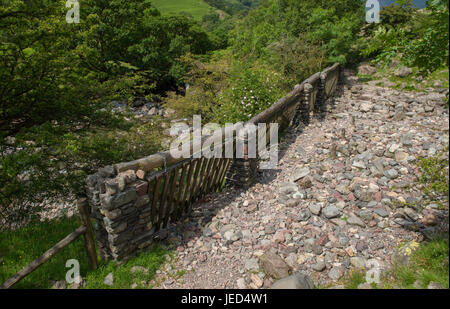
left=0, top=199, right=98, bottom=289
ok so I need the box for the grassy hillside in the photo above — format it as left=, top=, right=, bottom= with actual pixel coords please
left=152, top=0, right=215, bottom=20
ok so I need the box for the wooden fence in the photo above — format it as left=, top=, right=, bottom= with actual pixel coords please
left=87, top=63, right=341, bottom=260
left=0, top=199, right=98, bottom=289
left=1, top=62, right=342, bottom=284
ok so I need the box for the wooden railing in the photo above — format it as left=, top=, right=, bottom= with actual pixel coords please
left=0, top=199, right=98, bottom=289
left=1, top=63, right=342, bottom=282
left=87, top=63, right=341, bottom=260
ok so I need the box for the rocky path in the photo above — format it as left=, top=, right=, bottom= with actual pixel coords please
left=149, top=69, right=449, bottom=289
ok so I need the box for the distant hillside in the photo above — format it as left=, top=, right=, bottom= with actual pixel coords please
left=379, top=0, right=427, bottom=8
left=151, top=0, right=215, bottom=20
left=151, top=0, right=260, bottom=20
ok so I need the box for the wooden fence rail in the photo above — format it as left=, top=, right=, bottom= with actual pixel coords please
left=86, top=63, right=341, bottom=261
left=0, top=199, right=98, bottom=289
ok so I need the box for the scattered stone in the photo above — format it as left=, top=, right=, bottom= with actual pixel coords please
left=298, top=209, right=312, bottom=221
left=250, top=274, right=264, bottom=288
left=347, top=215, right=365, bottom=227
left=427, top=282, right=446, bottom=289
left=312, top=261, right=326, bottom=272
left=131, top=266, right=149, bottom=274
left=350, top=257, right=367, bottom=269
left=245, top=259, right=259, bottom=272
left=323, top=205, right=340, bottom=219
left=360, top=101, right=373, bottom=113
left=384, top=169, right=399, bottom=180
left=374, top=208, right=389, bottom=218
left=328, top=267, right=344, bottom=281
left=395, top=66, right=413, bottom=77
left=259, top=252, right=290, bottom=279
left=309, top=203, right=322, bottom=215
left=358, top=64, right=377, bottom=76
left=237, top=278, right=247, bottom=289
left=270, top=272, right=314, bottom=289
left=104, top=273, right=114, bottom=286
left=394, top=151, right=408, bottom=162
left=292, top=168, right=311, bottom=182
left=357, top=283, right=373, bottom=289
left=422, top=214, right=437, bottom=226
left=51, top=280, right=66, bottom=289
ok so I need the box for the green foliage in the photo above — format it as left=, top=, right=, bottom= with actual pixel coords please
left=0, top=0, right=217, bottom=224
left=78, top=1, right=214, bottom=94
left=380, top=0, right=415, bottom=26
left=0, top=217, right=89, bottom=288
left=231, top=0, right=364, bottom=65
left=360, top=0, right=449, bottom=76
left=344, top=270, right=367, bottom=289
left=0, top=0, right=93, bottom=132
left=388, top=239, right=449, bottom=289
left=0, top=0, right=215, bottom=135
left=204, top=0, right=256, bottom=15
left=0, top=110, right=163, bottom=228
left=266, top=36, right=325, bottom=87
left=218, top=63, right=285, bottom=123
left=85, top=244, right=169, bottom=289
left=164, top=54, right=231, bottom=121
left=0, top=216, right=171, bottom=289
left=418, top=146, right=449, bottom=200
left=404, top=0, right=449, bottom=74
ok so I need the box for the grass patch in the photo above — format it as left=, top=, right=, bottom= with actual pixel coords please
left=385, top=238, right=449, bottom=289
left=0, top=217, right=89, bottom=289
left=363, top=64, right=449, bottom=94
left=418, top=146, right=449, bottom=200
left=0, top=217, right=171, bottom=289
left=84, top=244, right=169, bottom=289
left=344, top=270, right=367, bottom=289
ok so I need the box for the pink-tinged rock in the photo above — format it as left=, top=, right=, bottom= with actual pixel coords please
left=334, top=163, right=345, bottom=170
left=134, top=180, right=148, bottom=196
left=374, top=191, right=382, bottom=202
left=368, top=220, right=377, bottom=227
left=328, top=232, right=338, bottom=243
left=348, top=193, right=356, bottom=201
left=316, top=183, right=325, bottom=189
left=119, top=170, right=137, bottom=184
left=334, top=192, right=343, bottom=201
left=273, top=230, right=287, bottom=243
left=136, top=169, right=146, bottom=180
left=316, top=234, right=329, bottom=246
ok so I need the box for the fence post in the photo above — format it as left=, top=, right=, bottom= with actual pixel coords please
left=226, top=128, right=258, bottom=189
left=315, top=73, right=327, bottom=118
left=301, top=83, right=312, bottom=125
left=77, top=198, right=98, bottom=270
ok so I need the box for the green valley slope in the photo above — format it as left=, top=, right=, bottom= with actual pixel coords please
left=152, top=0, right=215, bottom=20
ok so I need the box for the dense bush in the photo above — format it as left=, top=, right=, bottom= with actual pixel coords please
left=230, top=0, right=364, bottom=81
left=164, top=53, right=231, bottom=122
left=0, top=0, right=216, bottom=227
left=360, top=0, right=449, bottom=75
left=217, top=63, right=285, bottom=123
left=0, top=0, right=215, bottom=137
